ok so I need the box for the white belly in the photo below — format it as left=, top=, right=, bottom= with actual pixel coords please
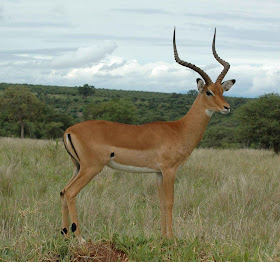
left=106, top=159, right=158, bottom=173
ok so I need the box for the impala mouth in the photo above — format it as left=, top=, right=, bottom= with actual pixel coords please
left=220, top=109, right=230, bottom=114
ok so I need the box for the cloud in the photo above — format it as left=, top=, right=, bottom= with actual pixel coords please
left=1, top=49, right=279, bottom=97
left=250, top=65, right=280, bottom=95
left=53, top=32, right=168, bottom=46
left=111, top=8, right=172, bottom=15
left=50, top=42, right=117, bottom=69
left=0, top=41, right=117, bottom=70
left=221, top=63, right=280, bottom=97
left=59, top=56, right=280, bottom=97
left=62, top=56, right=214, bottom=93
left=0, top=35, right=278, bottom=98
left=0, top=21, right=73, bottom=29
left=183, top=12, right=280, bottom=32
left=0, top=6, right=3, bottom=20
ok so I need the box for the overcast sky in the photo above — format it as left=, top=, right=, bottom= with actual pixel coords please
left=0, top=0, right=279, bottom=97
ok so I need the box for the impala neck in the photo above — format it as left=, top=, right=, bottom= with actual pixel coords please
left=179, top=93, right=212, bottom=149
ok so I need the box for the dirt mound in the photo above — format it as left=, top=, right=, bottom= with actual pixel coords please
left=72, top=240, right=129, bottom=262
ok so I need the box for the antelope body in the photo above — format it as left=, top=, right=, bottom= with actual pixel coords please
left=60, top=28, right=236, bottom=243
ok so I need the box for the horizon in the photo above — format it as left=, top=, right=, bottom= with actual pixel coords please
left=0, top=81, right=259, bottom=99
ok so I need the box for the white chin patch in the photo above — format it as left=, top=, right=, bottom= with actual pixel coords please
left=221, top=109, right=230, bottom=114
left=205, top=109, right=214, bottom=117
left=106, top=159, right=158, bottom=173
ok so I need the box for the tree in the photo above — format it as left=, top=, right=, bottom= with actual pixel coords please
left=42, top=110, right=74, bottom=139
left=83, top=99, right=138, bottom=124
left=43, top=122, right=65, bottom=139
left=0, top=87, right=44, bottom=138
left=200, top=125, right=238, bottom=148
left=187, top=90, right=199, bottom=96
left=78, top=84, right=95, bottom=99
left=234, top=93, right=280, bottom=153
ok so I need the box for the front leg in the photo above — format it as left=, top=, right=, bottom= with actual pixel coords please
left=156, top=172, right=167, bottom=237
left=161, top=168, right=176, bottom=239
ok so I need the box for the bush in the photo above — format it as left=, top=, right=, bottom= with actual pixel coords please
left=83, top=99, right=138, bottom=124
left=234, top=93, right=280, bottom=153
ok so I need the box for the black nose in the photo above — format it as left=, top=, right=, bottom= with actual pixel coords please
left=224, top=105, right=230, bottom=110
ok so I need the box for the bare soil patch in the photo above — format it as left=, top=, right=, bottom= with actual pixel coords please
left=72, top=240, right=128, bottom=262
left=43, top=240, right=128, bottom=262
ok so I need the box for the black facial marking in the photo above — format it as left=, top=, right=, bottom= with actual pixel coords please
left=71, top=223, right=77, bottom=233
left=61, top=228, right=68, bottom=235
left=60, top=191, right=64, bottom=196
left=111, top=152, right=115, bottom=158
left=206, top=90, right=212, bottom=96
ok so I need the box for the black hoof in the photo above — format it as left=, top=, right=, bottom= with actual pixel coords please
left=61, top=228, right=68, bottom=235
left=71, top=223, right=77, bottom=233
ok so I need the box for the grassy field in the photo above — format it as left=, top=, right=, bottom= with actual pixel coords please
left=0, top=137, right=279, bottom=261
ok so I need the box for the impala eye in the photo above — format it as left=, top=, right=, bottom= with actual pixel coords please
left=206, top=90, right=212, bottom=96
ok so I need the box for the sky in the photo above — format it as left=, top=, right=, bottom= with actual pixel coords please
left=0, top=0, right=279, bottom=97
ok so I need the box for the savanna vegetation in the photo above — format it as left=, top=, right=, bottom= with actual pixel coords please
left=0, top=83, right=280, bottom=260
left=0, top=138, right=279, bottom=261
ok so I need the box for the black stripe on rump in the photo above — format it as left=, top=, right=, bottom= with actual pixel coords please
left=63, top=134, right=80, bottom=170
left=67, top=134, right=80, bottom=161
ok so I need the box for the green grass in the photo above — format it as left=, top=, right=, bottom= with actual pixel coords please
left=0, top=137, right=279, bottom=261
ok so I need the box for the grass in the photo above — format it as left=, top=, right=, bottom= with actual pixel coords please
left=0, top=137, right=279, bottom=261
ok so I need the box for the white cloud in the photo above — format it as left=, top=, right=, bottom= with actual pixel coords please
left=1, top=46, right=279, bottom=97
left=62, top=56, right=194, bottom=92
left=251, top=65, right=280, bottom=94
left=0, top=41, right=117, bottom=69
left=50, top=42, right=117, bottom=69
left=222, top=63, right=280, bottom=97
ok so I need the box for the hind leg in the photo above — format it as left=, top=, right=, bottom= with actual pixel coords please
left=60, top=163, right=79, bottom=237
left=63, top=165, right=104, bottom=243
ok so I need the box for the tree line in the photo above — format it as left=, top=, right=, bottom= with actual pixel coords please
left=0, top=83, right=279, bottom=153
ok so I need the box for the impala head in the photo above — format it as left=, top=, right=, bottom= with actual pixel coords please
left=173, top=28, right=236, bottom=115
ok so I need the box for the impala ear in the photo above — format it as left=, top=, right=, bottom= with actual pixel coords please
left=196, top=78, right=205, bottom=93
left=222, top=79, right=236, bottom=91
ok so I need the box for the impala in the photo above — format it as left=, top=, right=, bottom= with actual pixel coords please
left=60, top=28, right=236, bottom=243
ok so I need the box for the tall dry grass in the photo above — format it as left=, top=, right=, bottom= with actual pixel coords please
left=0, top=137, right=279, bottom=261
